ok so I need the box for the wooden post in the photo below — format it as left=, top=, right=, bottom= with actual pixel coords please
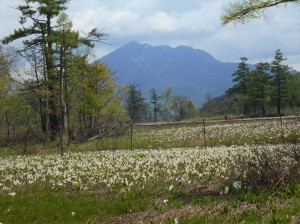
left=203, top=118, right=207, bottom=148
left=279, top=114, right=284, bottom=143
left=58, top=119, right=64, bottom=156
left=130, top=123, right=133, bottom=150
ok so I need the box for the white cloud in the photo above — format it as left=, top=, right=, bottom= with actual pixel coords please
left=1, top=0, right=299, bottom=70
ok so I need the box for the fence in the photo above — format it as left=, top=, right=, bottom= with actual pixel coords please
left=0, top=115, right=299, bottom=151
left=94, top=115, right=300, bottom=150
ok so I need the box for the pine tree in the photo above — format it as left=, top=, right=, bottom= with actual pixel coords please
left=149, top=88, right=160, bottom=122
left=125, top=84, right=147, bottom=122
left=248, top=62, right=271, bottom=115
left=228, top=57, right=250, bottom=115
left=271, top=49, right=290, bottom=115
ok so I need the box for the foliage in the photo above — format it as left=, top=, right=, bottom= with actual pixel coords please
left=287, top=73, right=300, bottom=106
left=150, top=88, right=161, bottom=122
left=125, top=84, right=148, bottom=122
left=221, top=0, right=300, bottom=25
left=270, top=49, right=291, bottom=115
left=171, top=96, right=198, bottom=120
left=159, top=87, right=173, bottom=121
left=1, top=1, right=126, bottom=145
left=227, top=57, right=250, bottom=115
left=217, top=50, right=297, bottom=116
left=247, top=62, right=271, bottom=116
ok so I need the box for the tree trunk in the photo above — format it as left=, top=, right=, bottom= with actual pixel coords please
left=46, top=13, right=59, bottom=139
left=59, top=44, right=69, bottom=144
left=5, top=113, right=13, bottom=141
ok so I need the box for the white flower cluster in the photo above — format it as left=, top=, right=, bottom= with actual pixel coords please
left=0, top=144, right=296, bottom=194
left=137, top=119, right=299, bottom=143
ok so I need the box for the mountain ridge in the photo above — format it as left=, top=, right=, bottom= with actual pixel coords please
left=96, top=41, right=239, bottom=106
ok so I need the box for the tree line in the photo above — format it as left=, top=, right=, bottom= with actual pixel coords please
left=125, top=84, right=198, bottom=123
left=225, top=49, right=300, bottom=116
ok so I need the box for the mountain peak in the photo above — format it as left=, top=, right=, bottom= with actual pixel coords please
left=98, top=41, right=238, bottom=106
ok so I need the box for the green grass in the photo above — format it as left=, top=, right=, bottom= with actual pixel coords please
left=1, top=183, right=300, bottom=223
left=0, top=183, right=154, bottom=223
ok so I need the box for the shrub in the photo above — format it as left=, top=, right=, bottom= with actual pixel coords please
left=236, top=144, right=300, bottom=190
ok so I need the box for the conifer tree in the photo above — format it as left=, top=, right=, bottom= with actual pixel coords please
left=227, top=57, right=250, bottom=115
left=149, top=88, right=160, bottom=122
left=271, top=49, right=291, bottom=115
left=248, top=62, right=271, bottom=115
left=125, top=84, right=147, bottom=122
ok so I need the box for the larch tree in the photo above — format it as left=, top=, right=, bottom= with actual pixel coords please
left=221, top=0, right=300, bottom=25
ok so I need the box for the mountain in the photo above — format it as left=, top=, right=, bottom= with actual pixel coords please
left=96, top=41, right=239, bottom=106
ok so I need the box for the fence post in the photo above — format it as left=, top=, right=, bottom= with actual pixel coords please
left=203, top=118, right=207, bottom=148
left=130, top=123, right=133, bottom=150
left=279, top=113, right=284, bottom=143
left=58, top=119, right=64, bottom=157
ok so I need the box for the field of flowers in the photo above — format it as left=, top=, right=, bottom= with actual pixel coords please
left=1, top=144, right=299, bottom=194
left=138, top=118, right=300, bottom=142
left=0, top=117, right=300, bottom=223
left=132, top=117, right=300, bottom=148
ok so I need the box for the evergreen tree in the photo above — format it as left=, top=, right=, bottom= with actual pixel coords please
left=125, top=84, right=147, bottom=122
left=227, top=57, right=250, bottom=115
left=271, top=49, right=291, bottom=115
left=287, top=73, right=300, bottom=107
left=248, top=62, right=271, bottom=115
left=149, top=88, right=160, bottom=122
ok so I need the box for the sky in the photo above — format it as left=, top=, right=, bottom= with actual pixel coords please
left=1, top=0, right=300, bottom=70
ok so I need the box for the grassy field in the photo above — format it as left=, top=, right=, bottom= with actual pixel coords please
left=0, top=117, right=300, bottom=223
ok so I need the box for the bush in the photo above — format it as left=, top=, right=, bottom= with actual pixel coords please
left=236, top=144, right=300, bottom=190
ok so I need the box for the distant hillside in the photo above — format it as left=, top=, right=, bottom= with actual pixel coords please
left=201, top=94, right=238, bottom=115
left=96, top=41, right=240, bottom=106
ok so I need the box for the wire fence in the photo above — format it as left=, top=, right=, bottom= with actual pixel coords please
left=0, top=115, right=299, bottom=151
left=134, top=115, right=300, bottom=148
